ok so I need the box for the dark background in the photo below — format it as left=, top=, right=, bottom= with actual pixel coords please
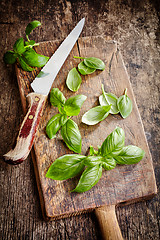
left=0, top=0, right=159, bottom=239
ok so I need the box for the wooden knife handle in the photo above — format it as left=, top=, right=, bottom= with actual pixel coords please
left=3, top=92, right=47, bottom=165
left=95, top=205, right=123, bottom=240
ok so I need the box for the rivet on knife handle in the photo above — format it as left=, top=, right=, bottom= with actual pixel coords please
left=3, top=93, right=47, bottom=165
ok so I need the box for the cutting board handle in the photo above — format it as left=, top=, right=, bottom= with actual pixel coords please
left=95, top=205, right=123, bottom=240
left=3, top=93, right=47, bottom=164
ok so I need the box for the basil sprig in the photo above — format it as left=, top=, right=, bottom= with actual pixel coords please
left=4, top=20, right=49, bottom=71
left=46, top=88, right=87, bottom=153
left=46, top=127, right=145, bottom=193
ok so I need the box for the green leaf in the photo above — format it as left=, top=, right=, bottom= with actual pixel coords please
left=84, top=156, right=103, bottom=167
left=84, top=57, right=105, bottom=70
left=66, top=67, right=82, bottom=92
left=22, top=48, right=49, bottom=67
left=61, top=119, right=82, bottom=153
left=64, top=95, right=87, bottom=116
left=13, top=38, right=25, bottom=54
left=72, top=164, right=103, bottom=192
left=46, top=114, right=63, bottom=139
left=25, top=20, right=41, bottom=36
left=18, top=56, right=34, bottom=71
left=50, top=88, right=66, bottom=107
left=3, top=51, right=18, bottom=64
left=46, top=154, right=85, bottom=180
left=114, top=145, right=145, bottom=164
left=82, top=105, right=111, bottom=125
left=24, top=40, right=36, bottom=46
left=89, top=146, right=98, bottom=156
left=101, top=127, right=125, bottom=156
left=102, top=157, right=116, bottom=170
left=78, top=61, right=96, bottom=75
left=117, top=89, right=132, bottom=118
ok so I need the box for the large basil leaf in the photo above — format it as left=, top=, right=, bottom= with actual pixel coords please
left=84, top=156, right=103, bottom=167
left=50, top=88, right=66, bottom=107
left=102, top=157, right=116, bottom=170
left=72, top=164, right=103, bottom=192
left=23, top=48, right=49, bottom=67
left=46, top=154, right=85, bottom=180
left=61, top=119, right=82, bottom=153
left=101, top=127, right=125, bottom=156
left=114, top=145, right=145, bottom=164
left=82, top=105, right=111, bottom=125
left=25, top=20, right=41, bottom=36
left=117, top=89, right=132, bottom=118
left=46, top=114, right=67, bottom=139
left=78, top=61, right=96, bottom=75
left=84, top=57, right=105, bottom=70
left=64, top=95, right=87, bottom=116
left=13, top=38, right=25, bottom=55
left=18, top=56, right=34, bottom=71
left=3, top=51, right=18, bottom=64
left=66, top=67, right=82, bottom=92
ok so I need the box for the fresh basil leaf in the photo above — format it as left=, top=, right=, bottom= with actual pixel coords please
left=25, top=40, right=36, bottom=46
left=23, top=48, right=49, bottom=67
left=25, top=20, right=41, bottom=36
left=102, top=157, right=116, bottom=170
left=114, top=145, right=145, bottom=164
left=64, top=95, right=87, bottom=116
left=82, top=105, right=111, bottom=125
left=84, top=57, right=105, bottom=70
left=101, top=127, right=125, bottom=156
left=72, top=164, right=102, bottom=192
left=117, top=89, right=132, bottom=118
left=13, top=38, right=25, bottom=55
left=46, top=154, right=85, bottom=180
left=61, top=119, right=82, bottom=153
left=46, top=114, right=63, bottom=139
left=3, top=51, right=18, bottom=64
left=89, top=146, right=98, bottom=156
left=78, top=61, right=96, bottom=75
left=18, top=56, right=34, bottom=71
left=84, top=156, right=103, bottom=167
left=66, top=67, right=82, bottom=92
left=50, top=88, right=66, bottom=107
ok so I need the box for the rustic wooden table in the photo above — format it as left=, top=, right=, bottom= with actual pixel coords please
left=0, top=0, right=159, bottom=239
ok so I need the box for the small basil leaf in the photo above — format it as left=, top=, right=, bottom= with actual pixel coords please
left=61, top=119, right=82, bottom=153
left=25, top=20, right=41, bottom=36
left=25, top=40, right=36, bottom=46
left=114, top=145, right=145, bottom=164
left=23, top=48, right=49, bottom=67
left=101, top=127, right=125, bottom=156
left=84, top=57, right=105, bottom=70
left=82, top=105, right=111, bottom=125
left=102, top=157, right=116, bottom=170
left=46, top=154, right=85, bottom=180
left=13, top=38, right=25, bottom=54
left=64, top=95, right=87, bottom=116
left=84, top=156, right=103, bottom=167
left=46, top=114, right=62, bottom=139
left=18, top=56, right=34, bottom=71
left=78, top=61, right=96, bottom=75
left=3, top=51, right=18, bottom=64
left=50, top=88, right=66, bottom=107
left=89, top=146, right=98, bottom=156
left=66, top=67, right=82, bottom=92
left=60, top=114, right=68, bottom=126
left=117, top=89, right=132, bottom=118
left=72, top=164, right=103, bottom=192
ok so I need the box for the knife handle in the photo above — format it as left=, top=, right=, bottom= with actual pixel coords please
left=3, top=92, right=47, bottom=165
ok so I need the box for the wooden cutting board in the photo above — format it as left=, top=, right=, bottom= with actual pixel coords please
left=15, top=36, right=157, bottom=225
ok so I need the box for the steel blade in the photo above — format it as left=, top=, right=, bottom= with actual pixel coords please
left=31, top=18, right=85, bottom=95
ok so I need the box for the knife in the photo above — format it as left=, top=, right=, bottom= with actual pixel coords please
left=4, top=18, right=85, bottom=165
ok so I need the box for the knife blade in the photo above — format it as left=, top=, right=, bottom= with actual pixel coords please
left=4, top=18, right=85, bottom=165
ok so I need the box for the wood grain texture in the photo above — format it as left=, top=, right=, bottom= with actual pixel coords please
left=15, top=36, right=157, bottom=220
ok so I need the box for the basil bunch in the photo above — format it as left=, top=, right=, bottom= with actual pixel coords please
left=4, top=20, right=49, bottom=71
left=66, top=56, right=105, bottom=92
left=46, top=127, right=145, bottom=192
left=46, top=88, right=87, bottom=153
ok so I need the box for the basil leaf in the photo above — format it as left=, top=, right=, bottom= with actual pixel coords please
left=3, top=51, right=18, bottom=64
left=46, top=114, right=63, bottom=139
left=114, top=145, right=145, bottom=164
left=84, top=57, right=105, bottom=70
left=13, top=38, right=25, bottom=54
left=66, top=68, right=82, bottom=92
left=61, top=119, right=82, bottom=153
left=72, top=164, right=102, bottom=192
left=18, top=56, right=34, bottom=71
left=78, top=61, right=96, bottom=75
left=23, top=48, right=49, bottom=67
left=50, top=88, right=66, bottom=107
left=24, top=40, right=36, bottom=46
left=117, top=89, right=132, bottom=118
left=82, top=105, right=111, bottom=125
left=101, top=127, right=125, bottom=156
left=25, top=20, right=41, bottom=36
left=84, top=156, right=103, bottom=167
left=89, top=146, right=98, bottom=156
left=46, top=154, right=85, bottom=180
left=64, top=95, right=87, bottom=116
left=102, top=157, right=116, bottom=170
